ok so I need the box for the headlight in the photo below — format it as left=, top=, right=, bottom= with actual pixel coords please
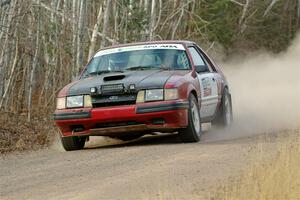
left=136, top=88, right=178, bottom=103
left=67, top=96, right=84, bottom=108
left=56, top=97, right=66, bottom=109
left=164, top=88, right=178, bottom=100
left=145, top=89, right=164, bottom=102
left=57, top=95, right=92, bottom=109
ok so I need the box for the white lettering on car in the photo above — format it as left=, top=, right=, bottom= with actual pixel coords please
left=94, top=44, right=185, bottom=57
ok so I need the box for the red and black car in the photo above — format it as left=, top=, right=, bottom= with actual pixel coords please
left=54, top=41, right=233, bottom=151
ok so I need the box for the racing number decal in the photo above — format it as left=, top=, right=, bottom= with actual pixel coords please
left=198, top=73, right=219, bottom=119
left=201, top=78, right=212, bottom=97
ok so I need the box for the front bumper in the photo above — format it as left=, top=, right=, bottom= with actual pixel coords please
left=54, top=100, right=189, bottom=137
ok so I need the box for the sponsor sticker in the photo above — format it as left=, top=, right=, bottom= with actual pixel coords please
left=201, top=78, right=212, bottom=97
left=94, top=44, right=185, bottom=57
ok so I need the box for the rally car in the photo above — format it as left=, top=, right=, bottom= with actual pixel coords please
left=54, top=41, right=233, bottom=151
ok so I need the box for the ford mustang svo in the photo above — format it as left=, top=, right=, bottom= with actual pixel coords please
left=54, top=41, right=233, bottom=151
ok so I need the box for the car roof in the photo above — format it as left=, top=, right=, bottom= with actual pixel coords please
left=96, top=40, right=195, bottom=52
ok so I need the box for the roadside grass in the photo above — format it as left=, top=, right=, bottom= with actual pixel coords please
left=213, top=129, right=300, bottom=200
left=0, top=112, right=56, bottom=154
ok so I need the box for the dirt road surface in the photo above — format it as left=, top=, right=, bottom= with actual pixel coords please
left=0, top=126, right=282, bottom=200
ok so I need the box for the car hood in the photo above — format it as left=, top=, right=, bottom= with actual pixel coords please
left=67, top=70, right=182, bottom=96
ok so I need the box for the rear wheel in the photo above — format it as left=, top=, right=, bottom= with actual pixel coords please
left=179, top=95, right=201, bottom=142
left=61, top=136, right=86, bottom=151
left=213, top=88, right=233, bottom=127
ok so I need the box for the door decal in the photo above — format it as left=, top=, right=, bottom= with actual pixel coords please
left=201, top=78, right=212, bottom=97
left=198, top=73, right=219, bottom=119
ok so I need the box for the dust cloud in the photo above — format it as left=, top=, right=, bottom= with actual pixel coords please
left=222, top=34, right=300, bottom=133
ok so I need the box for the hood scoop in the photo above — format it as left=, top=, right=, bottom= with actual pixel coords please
left=103, top=74, right=126, bottom=82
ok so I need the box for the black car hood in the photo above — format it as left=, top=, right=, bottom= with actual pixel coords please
left=67, top=70, right=178, bottom=96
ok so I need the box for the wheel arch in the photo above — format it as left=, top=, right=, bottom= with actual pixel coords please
left=186, top=82, right=200, bottom=104
left=190, top=90, right=198, bottom=101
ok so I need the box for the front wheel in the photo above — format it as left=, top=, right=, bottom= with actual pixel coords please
left=179, top=95, right=202, bottom=142
left=61, top=136, right=86, bottom=151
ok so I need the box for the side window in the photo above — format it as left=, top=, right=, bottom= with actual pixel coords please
left=188, top=47, right=206, bottom=66
left=188, top=46, right=211, bottom=73
left=177, top=52, right=190, bottom=69
left=194, top=46, right=217, bottom=72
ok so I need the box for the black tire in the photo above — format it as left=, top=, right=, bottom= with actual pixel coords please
left=61, top=136, right=86, bottom=151
left=115, top=134, right=144, bottom=141
left=212, top=88, right=233, bottom=127
left=179, top=94, right=202, bottom=142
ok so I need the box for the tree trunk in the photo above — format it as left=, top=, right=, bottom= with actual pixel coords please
left=27, top=1, right=40, bottom=122
left=297, top=0, right=300, bottom=24
left=0, top=5, right=8, bottom=43
left=101, top=0, right=111, bottom=48
left=171, top=1, right=185, bottom=40
left=113, top=0, right=119, bottom=44
left=239, top=0, right=250, bottom=33
left=76, top=0, right=86, bottom=74
left=72, top=0, right=77, bottom=79
left=88, top=3, right=103, bottom=60
left=144, top=0, right=149, bottom=12
left=149, top=0, right=156, bottom=40
left=0, top=40, right=18, bottom=109
left=0, top=0, right=16, bottom=103
left=264, top=0, right=279, bottom=17
left=153, top=0, right=162, bottom=32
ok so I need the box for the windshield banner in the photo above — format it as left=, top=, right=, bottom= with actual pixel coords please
left=94, top=44, right=186, bottom=57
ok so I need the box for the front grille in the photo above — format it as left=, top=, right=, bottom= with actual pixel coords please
left=101, top=84, right=124, bottom=95
left=95, top=121, right=140, bottom=128
left=93, top=100, right=136, bottom=108
left=92, top=94, right=136, bottom=108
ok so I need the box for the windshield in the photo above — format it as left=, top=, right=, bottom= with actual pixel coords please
left=83, top=47, right=191, bottom=78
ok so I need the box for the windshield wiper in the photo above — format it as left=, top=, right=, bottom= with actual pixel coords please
left=125, top=65, right=168, bottom=71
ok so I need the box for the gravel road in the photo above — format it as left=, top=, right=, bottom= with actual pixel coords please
left=0, top=125, right=281, bottom=200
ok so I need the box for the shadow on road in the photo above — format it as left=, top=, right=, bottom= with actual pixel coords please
left=84, top=133, right=182, bottom=150
left=83, top=125, right=211, bottom=150
left=76, top=122, right=286, bottom=151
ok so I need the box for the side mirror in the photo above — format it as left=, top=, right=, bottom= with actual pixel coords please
left=195, top=65, right=209, bottom=73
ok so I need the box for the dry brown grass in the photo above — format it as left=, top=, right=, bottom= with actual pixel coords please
left=0, top=112, right=56, bottom=154
left=214, top=129, right=300, bottom=200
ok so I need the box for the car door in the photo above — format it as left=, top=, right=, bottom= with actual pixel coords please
left=188, top=46, right=219, bottom=120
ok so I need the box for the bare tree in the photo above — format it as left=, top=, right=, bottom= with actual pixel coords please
left=76, top=0, right=86, bottom=73
left=264, top=0, right=280, bottom=17
left=297, top=0, right=300, bottom=24
left=171, top=0, right=185, bottom=40
left=72, top=0, right=77, bottom=78
left=27, top=0, right=40, bottom=122
left=0, top=40, right=18, bottom=109
left=239, top=0, right=251, bottom=33
left=101, top=0, right=111, bottom=48
left=149, top=0, right=156, bottom=40
left=88, top=3, right=103, bottom=60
